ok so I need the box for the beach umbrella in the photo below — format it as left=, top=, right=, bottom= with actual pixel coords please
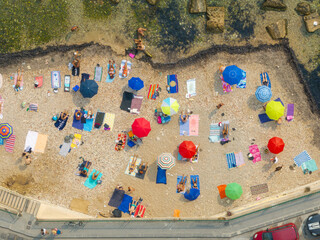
left=80, top=79, right=99, bottom=98
left=222, top=65, right=244, bottom=85
left=268, top=137, right=285, bottom=154
left=128, top=77, right=144, bottom=91
left=179, top=141, right=196, bottom=158
left=161, top=98, right=179, bottom=116
left=0, top=123, right=13, bottom=139
left=225, top=183, right=243, bottom=200
left=132, top=118, right=151, bottom=138
left=157, top=153, right=175, bottom=170
left=266, top=100, right=285, bottom=120
left=184, top=188, right=200, bottom=201
left=255, top=86, right=272, bottom=103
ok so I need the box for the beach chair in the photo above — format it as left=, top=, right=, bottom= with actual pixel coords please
left=217, top=184, right=227, bottom=199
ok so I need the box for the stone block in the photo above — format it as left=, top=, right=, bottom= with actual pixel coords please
left=262, top=0, right=287, bottom=11
left=189, top=0, right=207, bottom=14
left=304, top=12, right=320, bottom=33
left=266, top=19, right=287, bottom=39
left=146, top=0, right=158, bottom=5
left=206, top=7, right=225, bottom=33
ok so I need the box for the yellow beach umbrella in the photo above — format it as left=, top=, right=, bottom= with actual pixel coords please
left=161, top=97, right=179, bottom=116
left=266, top=100, right=285, bottom=120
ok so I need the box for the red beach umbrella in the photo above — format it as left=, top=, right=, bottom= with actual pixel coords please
left=179, top=141, right=196, bottom=158
left=267, top=137, right=285, bottom=154
left=132, top=118, right=151, bottom=138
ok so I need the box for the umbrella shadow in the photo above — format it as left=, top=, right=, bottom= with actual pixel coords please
left=71, top=91, right=90, bottom=107
left=146, top=160, right=158, bottom=183
left=213, top=71, right=224, bottom=95
left=247, top=94, right=263, bottom=111
left=259, top=119, right=277, bottom=131
left=15, top=157, right=23, bottom=165
left=311, top=125, right=320, bottom=150
left=217, top=195, right=234, bottom=207
left=120, top=84, right=138, bottom=96
left=262, top=162, right=273, bottom=173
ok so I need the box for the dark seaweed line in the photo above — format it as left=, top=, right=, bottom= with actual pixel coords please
left=0, top=40, right=318, bottom=115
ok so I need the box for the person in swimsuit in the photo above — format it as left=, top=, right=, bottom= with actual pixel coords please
left=129, top=200, right=137, bottom=215
left=92, top=171, right=100, bottom=180
left=108, top=60, right=116, bottom=79
left=177, top=175, right=188, bottom=193
left=262, top=72, right=269, bottom=86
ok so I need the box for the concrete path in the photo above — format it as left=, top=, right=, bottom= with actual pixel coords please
left=0, top=192, right=319, bottom=239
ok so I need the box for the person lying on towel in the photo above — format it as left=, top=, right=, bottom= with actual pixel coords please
left=261, top=72, right=269, bottom=86
left=108, top=60, right=116, bottom=79
left=129, top=200, right=137, bottom=215
left=180, top=110, right=193, bottom=123
left=92, top=171, right=101, bottom=180
left=177, top=175, right=188, bottom=193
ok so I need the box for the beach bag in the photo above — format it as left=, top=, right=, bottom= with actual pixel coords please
left=112, top=209, right=122, bottom=218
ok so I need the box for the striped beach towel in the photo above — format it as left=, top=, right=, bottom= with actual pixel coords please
left=301, top=159, right=318, bottom=173
left=29, top=103, right=38, bottom=112
left=294, top=150, right=312, bottom=167
left=147, top=84, right=159, bottom=99
left=250, top=183, right=269, bottom=195
left=226, top=153, right=237, bottom=169
left=209, top=123, right=221, bottom=142
left=5, top=135, right=16, bottom=153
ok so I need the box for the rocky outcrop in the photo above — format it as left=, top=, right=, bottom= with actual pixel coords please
left=206, top=7, right=225, bottom=33
left=304, top=12, right=320, bottom=33
left=295, top=2, right=313, bottom=16
left=262, top=0, right=287, bottom=11
left=189, top=0, right=207, bottom=14
left=266, top=19, right=287, bottom=39
left=146, top=0, right=158, bottom=5
left=110, top=0, right=120, bottom=3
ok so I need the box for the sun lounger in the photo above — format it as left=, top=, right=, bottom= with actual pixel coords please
left=134, top=205, right=146, bottom=218
left=286, top=104, right=294, bottom=122
left=84, top=169, right=102, bottom=189
left=71, top=134, right=82, bottom=148
left=260, top=72, right=271, bottom=88
left=119, top=60, right=132, bottom=79
left=118, top=194, right=133, bottom=214
left=294, top=150, right=312, bottom=167
left=106, top=63, right=116, bottom=83
left=220, top=121, right=229, bottom=141
left=189, top=115, right=199, bottom=136
left=108, top=188, right=125, bottom=208
left=120, top=91, right=134, bottom=112
left=35, top=76, right=43, bottom=88
left=209, top=123, right=221, bottom=143
left=177, top=175, right=187, bottom=194
left=147, top=84, right=159, bottom=100
left=34, top=134, right=48, bottom=153
left=130, top=95, right=143, bottom=114
left=115, top=133, right=126, bottom=151
left=124, top=156, right=141, bottom=177
left=226, top=153, right=237, bottom=169
left=258, top=113, right=273, bottom=124
left=156, top=166, right=167, bottom=184
left=94, top=66, right=103, bottom=82
left=104, top=113, right=115, bottom=131
left=94, top=112, right=105, bottom=129
left=190, top=175, right=200, bottom=189
left=186, top=78, right=196, bottom=98
left=235, top=151, right=245, bottom=167
left=54, top=116, right=68, bottom=131
left=179, top=115, right=190, bottom=136
left=72, top=110, right=85, bottom=130
left=250, top=183, right=269, bottom=195
left=5, top=135, right=16, bottom=153
left=249, top=145, right=261, bottom=163
left=167, top=74, right=178, bottom=93
left=301, top=159, right=318, bottom=173
left=51, top=71, right=61, bottom=88
left=24, top=131, right=38, bottom=151
left=59, top=141, right=72, bottom=156
left=217, top=184, right=227, bottom=199
left=83, top=111, right=94, bottom=132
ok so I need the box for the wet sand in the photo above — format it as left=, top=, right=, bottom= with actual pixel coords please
left=0, top=45, right=319, bottom=218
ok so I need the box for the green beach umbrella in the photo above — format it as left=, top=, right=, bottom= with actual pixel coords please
left=225, top=183, right=243, bottom=200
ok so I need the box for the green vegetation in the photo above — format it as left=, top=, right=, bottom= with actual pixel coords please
left=0, top=0, right=69, bottom=53
left=82, top=0, right=116, bottom=19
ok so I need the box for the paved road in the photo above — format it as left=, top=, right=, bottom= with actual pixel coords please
left=0, top=192, right=319, bottom=239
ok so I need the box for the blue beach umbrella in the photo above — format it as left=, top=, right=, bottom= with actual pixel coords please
left=255, top=86, right=272, bottom=103
left=223, top=65, right=244, bottom=85
left=184, top=188, right=200, bottom=201
left=128, top=77, right=144, bottom=91
left=80, top=80, right=99, bottom=98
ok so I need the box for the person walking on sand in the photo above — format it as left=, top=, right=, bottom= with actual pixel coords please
left=216, top=103, right=224, bottom=109
left=274, top=165, right=283, bottom=172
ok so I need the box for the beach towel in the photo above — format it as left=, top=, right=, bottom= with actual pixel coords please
left=260, top=72, right=271, bottom=88
left=29, top=103, right=38, bottom=112
left=71, top=134, right=82, bottom=148
left=0, top=95, right=4, bottom=119
left=250, top=183, right=269, bottom=195
left=59, top=141, right=72, bottom=157
left=81, top=73, right=90, bottom=82
left=179, top=115, right=190, bottom=136
left=258, top=113, right=273, bottom=124
left=103, top=113, right=115, bottom=131
left=236, top=71, right=247, bottom=88
left=209, top=123, right=221, bottom=143
left=124, top=156, right=142, bottom=177
left=51, top=71, right=61, bottom=88
left=226, top=153, right=237, bottom=169
left=94, top=66, right=103, bottom=82
left=5, top=135, right=15, bottom=153
left=120, top=91, right=134, bottom=112
left=108, top=188, right=125, bottom=208
left=35, top=76, right=43, bottom=88
left=54, top=116, right=68, bottom=131
left=134, top=205, right=146, bottom=218
left=189, top=115, right=199, bottom=136
left=94, top=112, right=105, bottom=129
left=177, top=176, right=187, bottom=194
left=186, top=78, right=196, bottom=98
left=135, top=164, right=148, bottom=180
left=84, top=169, right=102, bottom=189
left=119, top=60, right=132, bottom=79
left=294, top=150, right=312, bottom=167
left=115, top=133, right=126, bottom=151
left=24, top=131, right=39, bottom=151
left=147, top=84, right=159, bottom=100
left=72, top=66, right=80, bottom=76
left=156, top=166, right=167, bottom=184
left=221, top=78, right=232, bottom=93
left=13, top=73, right=23, bottom=91
left=235, top=151, right=245, bottom=167
left=301, top=159, right=318, bottom=173
left=190, top=175, right=200, bottom=190
left=249, top=145, right=262, bottom=163
left=220, top=121, right=229, bottom=141
left=83, top=111, right=94, bottom=132
left=286, top=104, right=294, bottom=122
left=274, top=97, right=284, bottom=106
left=130, top=95, right=143, bottom=114
left=118, top=194, right=133, bottom=214
left=34, top=134, right=48, bottom=153
left=106, top=64, right=116, bottom=83
left=72, top=110, right=84, bottom=130
left=0, top=138, right=3, bottom=146
left=167, top=74, right=178, bottom=93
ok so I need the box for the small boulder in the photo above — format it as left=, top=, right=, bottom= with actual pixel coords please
left=262, top=0, right=287, bottom=11
left=295, top=2, right=312, bottom=16
left=189, top=0, right=207, bottom=14
left=110, top=0, right=120, bottom=3
left=146, top=0, right=158, bottom=5
left=304, top=12, right=320, bottom=33
left=206, top=7, right=225, bottom=33
left=266, top=19, right=288, bottom=39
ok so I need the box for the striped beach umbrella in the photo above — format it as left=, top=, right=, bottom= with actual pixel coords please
left=255, top=86, right=272, bottom=103
left=161, top=98, right=179, bottom=116
left=0, top=123, right=13, bottom=139
left=157, top=153, right=175, bottom=170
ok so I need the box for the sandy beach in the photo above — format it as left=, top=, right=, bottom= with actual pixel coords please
left=0, top=45, right=319, bottom=218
